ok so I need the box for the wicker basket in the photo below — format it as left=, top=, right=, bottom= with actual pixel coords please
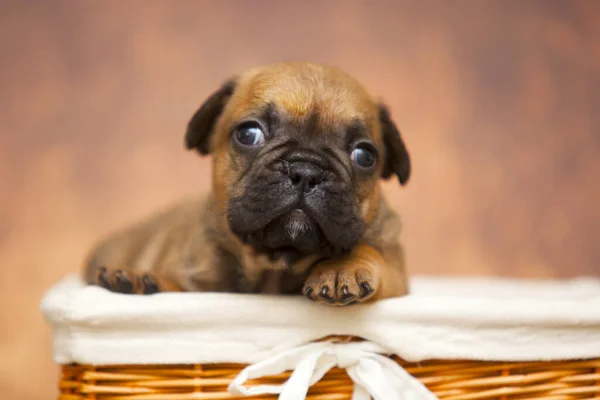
left=59, top=358, right=600, bottom=400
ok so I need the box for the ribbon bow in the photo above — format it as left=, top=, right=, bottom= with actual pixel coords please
left=228, top=341, right=438, bottom=400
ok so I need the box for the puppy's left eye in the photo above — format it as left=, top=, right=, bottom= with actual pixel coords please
left=235, top=123, right=266, bottom=146
left=351, top=146, right=376, bottom=169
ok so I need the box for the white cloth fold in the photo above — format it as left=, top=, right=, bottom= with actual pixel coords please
left=228, top=341, right=438, bottom=400
left=41, top=275, right=600, bottom=366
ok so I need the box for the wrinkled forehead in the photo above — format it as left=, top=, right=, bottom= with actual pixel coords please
left=226, top=69, right=380, bottom=136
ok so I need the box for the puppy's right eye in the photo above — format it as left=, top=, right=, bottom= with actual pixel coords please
left=235, top=123, right=265, bottom=146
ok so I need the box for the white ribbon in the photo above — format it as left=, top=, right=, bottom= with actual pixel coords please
left=228, top=341, right=439, bottom=400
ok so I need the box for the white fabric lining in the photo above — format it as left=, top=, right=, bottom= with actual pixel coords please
left=42, top=275, right=600, bottom=366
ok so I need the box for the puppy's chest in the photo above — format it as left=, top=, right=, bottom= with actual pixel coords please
left=258, top=271, right=285, bottom=294
left=208, top=246, right=306, bottom=294
left=238, top=269, right=308, bottom=295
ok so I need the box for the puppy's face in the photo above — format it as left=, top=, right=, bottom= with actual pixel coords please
left=186, top=63, right=410, bottom=267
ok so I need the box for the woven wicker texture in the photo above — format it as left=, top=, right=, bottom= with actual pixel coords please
left=59, top=359, right=600, bottom=400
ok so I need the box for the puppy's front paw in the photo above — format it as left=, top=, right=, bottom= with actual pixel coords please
left=93, top=266, right=159, bottom=295
left=303, top=261, right=379, bottom=306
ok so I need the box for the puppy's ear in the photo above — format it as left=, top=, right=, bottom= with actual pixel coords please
left=378, top=104, right=411, bottom=185
left=185, top=79, right=236, bottom=155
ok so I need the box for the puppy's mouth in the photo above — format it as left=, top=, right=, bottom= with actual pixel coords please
left=239, top=206, right=328, bottom=265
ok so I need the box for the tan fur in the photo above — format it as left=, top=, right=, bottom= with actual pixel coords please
left=84, top=62, right=409, bottom=303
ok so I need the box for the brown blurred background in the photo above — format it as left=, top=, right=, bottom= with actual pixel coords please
left=1, top=0, right=600, bottom=398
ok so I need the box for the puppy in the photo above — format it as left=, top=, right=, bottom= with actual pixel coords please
left=84, top=62, right=411, bottom=306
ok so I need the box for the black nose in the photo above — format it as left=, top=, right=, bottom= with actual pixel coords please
left=287, top=162, right=324, bottom=192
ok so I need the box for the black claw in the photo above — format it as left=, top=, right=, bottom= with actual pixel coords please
left=359, top=282, right=374, bottom=298
left=142, top=275, right=159, bottom=295
left=96, top=267, right=111, bottom=289
left=340, top=294, right=356, bottom=304
left=305, top=289, right=316, bottom=302
left=318, top=286, right=334, bottom=303
left=114, top=271, right=133, bottom=294
left=340, top=285, right=356, bottom=304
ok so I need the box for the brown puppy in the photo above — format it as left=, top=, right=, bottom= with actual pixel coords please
left=84, top=62, right=411, bottom=306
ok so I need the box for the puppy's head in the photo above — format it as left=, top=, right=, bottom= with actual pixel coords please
left=185, top=63, right=410, bottom=267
